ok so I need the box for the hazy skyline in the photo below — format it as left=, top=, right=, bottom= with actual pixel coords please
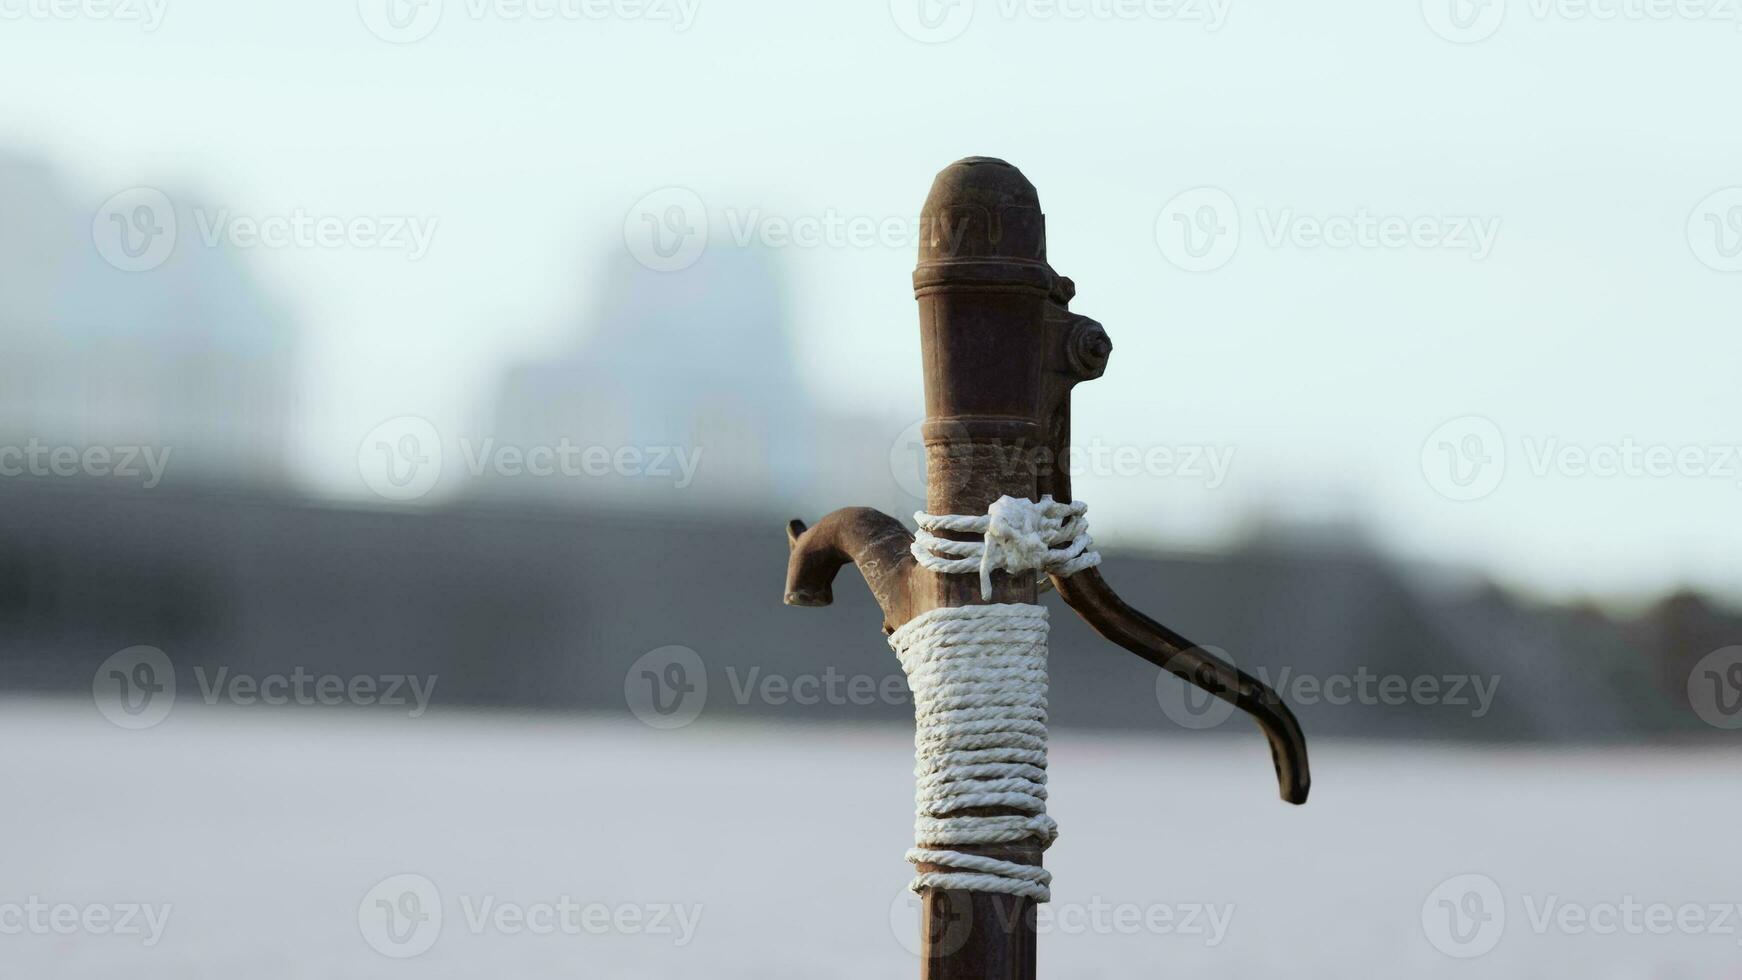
left=2, top=0, right=1738, bottom=601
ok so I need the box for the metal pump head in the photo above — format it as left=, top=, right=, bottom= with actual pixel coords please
left=786, top=156, right=1309, bottom=805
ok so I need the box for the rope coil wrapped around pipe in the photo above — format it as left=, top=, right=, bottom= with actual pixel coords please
left=889, top=496, right=1101, bottom=901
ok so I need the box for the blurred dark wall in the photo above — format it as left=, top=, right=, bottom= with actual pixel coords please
left=0, top=480, right=1716, bottom=740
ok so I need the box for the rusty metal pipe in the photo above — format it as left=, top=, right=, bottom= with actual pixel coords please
left=783, top=156, right=1311, bottom=980
left=784, top=509, right=917, bottom=628
left=1051, top=568, right=1311, bottom=803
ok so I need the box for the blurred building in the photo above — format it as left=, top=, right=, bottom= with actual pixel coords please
left=487, top=245, right=810, bottom=511
left=482, top=243, right=907, bottom=517
left=0, top=151, right=296, bottom=485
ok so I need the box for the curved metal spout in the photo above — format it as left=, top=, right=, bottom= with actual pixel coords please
left=1053, top=567, right=1310, bottom=804
left=1035, top=295, right=1309, bottom=804
left=784, top=507, right=919, bottom=632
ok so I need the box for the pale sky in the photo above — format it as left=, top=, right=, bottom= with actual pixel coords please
left=3, top=0, right=1738, bottom=602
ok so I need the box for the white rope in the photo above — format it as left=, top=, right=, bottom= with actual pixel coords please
left=912, top=494, right=1101, bottom=600
left=891, top=604, right=1055, bottom=901
left=889, top=496, right=1103, bottom=903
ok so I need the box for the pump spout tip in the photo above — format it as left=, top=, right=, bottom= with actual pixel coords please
left=1053, top=567, right=1311, bottom=806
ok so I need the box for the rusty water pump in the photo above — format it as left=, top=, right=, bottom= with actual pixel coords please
left=783, top=157, right=1308, bottom=980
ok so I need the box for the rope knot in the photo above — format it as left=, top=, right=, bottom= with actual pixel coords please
left=981, top=495, right=1051, bottom=597
left=912, top=495, right=1102, bottom=599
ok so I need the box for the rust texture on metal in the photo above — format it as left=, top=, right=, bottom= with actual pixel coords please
left=784, top=156, right=1310, bottom=980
